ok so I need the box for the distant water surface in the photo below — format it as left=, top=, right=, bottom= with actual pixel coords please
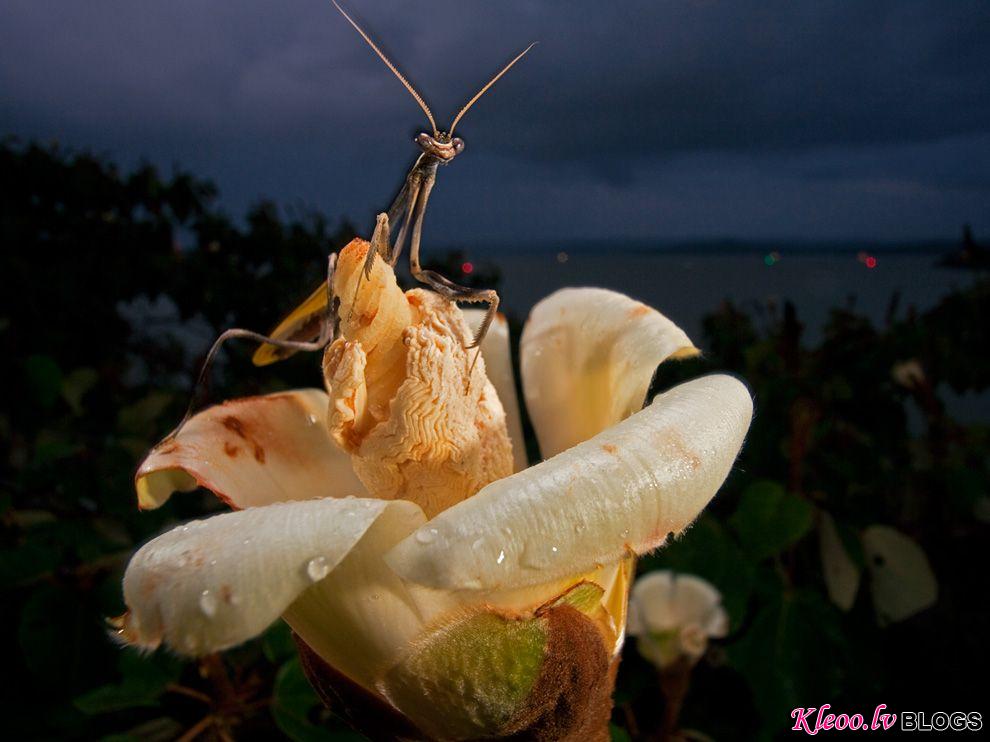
left=486, top=251, right=974, bottom=343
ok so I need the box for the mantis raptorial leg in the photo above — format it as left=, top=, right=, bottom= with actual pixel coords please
left=166, top=254, right=340, bottom=440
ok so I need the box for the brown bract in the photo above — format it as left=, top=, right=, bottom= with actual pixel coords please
left=295, top=601, right=615, bottom=742
left=323, top=239, right=513, bottom=517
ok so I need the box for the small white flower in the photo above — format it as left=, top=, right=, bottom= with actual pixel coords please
left=627, top=571, right=728, bottom=667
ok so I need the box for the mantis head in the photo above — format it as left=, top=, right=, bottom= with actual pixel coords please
left=416, top=132, right=465, bottom=162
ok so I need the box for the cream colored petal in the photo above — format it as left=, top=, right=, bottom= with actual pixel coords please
left=463, top=309, right=527, bottom=472
left=118, top=497, right=425, bottom=657
left=704, top=605, right=729, bottom=638
left=521, top=288, right=698, bottom=458
left=283, top=508, right=459, bottom=692
left=628, top=571, right=676, bottom=634
left=135, top=389, right=365, bottom=510
left=388, top=374, right=752, bottom=592
left=667, top=574, right=724, bottom=627
left=678, top=623, right=709, bottom=658
left=819, top=512, right=860, bottom=611
left=862, top=525, right=938, bottom=626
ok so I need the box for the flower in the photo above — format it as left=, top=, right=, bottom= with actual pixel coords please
left=115, top=238, right=752, bottom=739
left=626, top=571, right=729, bottom=668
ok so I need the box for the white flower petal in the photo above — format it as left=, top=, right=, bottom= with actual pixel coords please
left=520, top=288, right=698, bottom=458
left=463, top=309, right=527, bottom=472
left=284, top=509, right=459, bottom=691
left=819, top=512, right=860, bottom=611
left=119, top=497, right=425, bottom=659
left=388, top=374, right=752, bottom=592
left=668, top=573, right=724, bottom=627
left=704, top=605, right=729, bottom=638
left=678, top=623, right=709, bottom=658
left=135, top=389, right=365, bottom=509
left=862, top=525, right=938, bottom=626
left=628, top=571, right=676, bottom=634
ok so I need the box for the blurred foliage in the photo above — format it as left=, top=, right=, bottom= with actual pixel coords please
left=2, top=139, right=989, bottom=740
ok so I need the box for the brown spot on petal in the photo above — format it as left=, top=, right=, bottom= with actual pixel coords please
left=501, top=604, right=614, bottom=741
left=223, top=442, right=240, bottom=458
left=253, top=444, right=266, bottom=464
left=628, top=303, right=651, bottom=318
left=601, top=443, right=618, bottom=455
left=221, top=415, right=248, bottom=439
left=294, top=634, right=424, bottom=739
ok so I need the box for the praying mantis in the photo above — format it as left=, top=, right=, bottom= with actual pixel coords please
left=170, top=1, right=535, bottom=436
left=252, top=1, right=535, bottom=366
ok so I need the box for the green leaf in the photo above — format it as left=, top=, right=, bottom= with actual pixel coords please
left=729, top=481, right=813, bottom=560
left=25, top=354, right=63, bottom=409
left=116, top=392, right=175, bottom=436
left=729, top=590, right=843, bottom=733
left=62, top=367, right=100, bottom=414
left=74, top=650, right=183, bottom=715
left=610, top=723, right=633, bottom=742
left=262, top=620, right=297, bottom=664
left=272, top=658, right=360, bottom=742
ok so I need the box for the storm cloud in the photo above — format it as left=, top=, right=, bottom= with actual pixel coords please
left=2, top=0, right=988, bottom=242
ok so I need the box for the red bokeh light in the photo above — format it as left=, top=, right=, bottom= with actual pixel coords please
left=865, top=256, right=877, bottom=269
left=461, top=261, right=474, bottom=274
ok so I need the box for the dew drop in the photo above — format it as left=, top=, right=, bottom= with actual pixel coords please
left=415, top=528, right=438, bottom=545
left=307, top=413, right=319, bottom=425
left=199, top=589, right=218, bottom=617
left=497, top=549, right=506, bottom=565
left=306, top=555, right=330, bottom=581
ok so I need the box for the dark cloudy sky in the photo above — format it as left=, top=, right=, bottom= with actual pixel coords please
left=3, top=0, right=989, bottom=244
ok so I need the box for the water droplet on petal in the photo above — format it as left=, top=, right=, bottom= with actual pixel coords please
left=307, top=413, right=319, bottom=425
left=415, top=528, right=438, bottom=545
left=306, top=555, right=329, bottom=582
left=521, top=542, right=560, bottom=569
left=497, top=549, right=506, bottom=565
left=199, top=589, right=218, bottom=617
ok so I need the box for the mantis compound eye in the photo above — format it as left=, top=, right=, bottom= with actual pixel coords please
left=452, top=138, right=465, bottom=153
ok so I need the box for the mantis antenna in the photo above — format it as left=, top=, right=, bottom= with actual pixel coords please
left=449, top=42, right=538, bottom=135
left=331, top=1, right=439, bottom=137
